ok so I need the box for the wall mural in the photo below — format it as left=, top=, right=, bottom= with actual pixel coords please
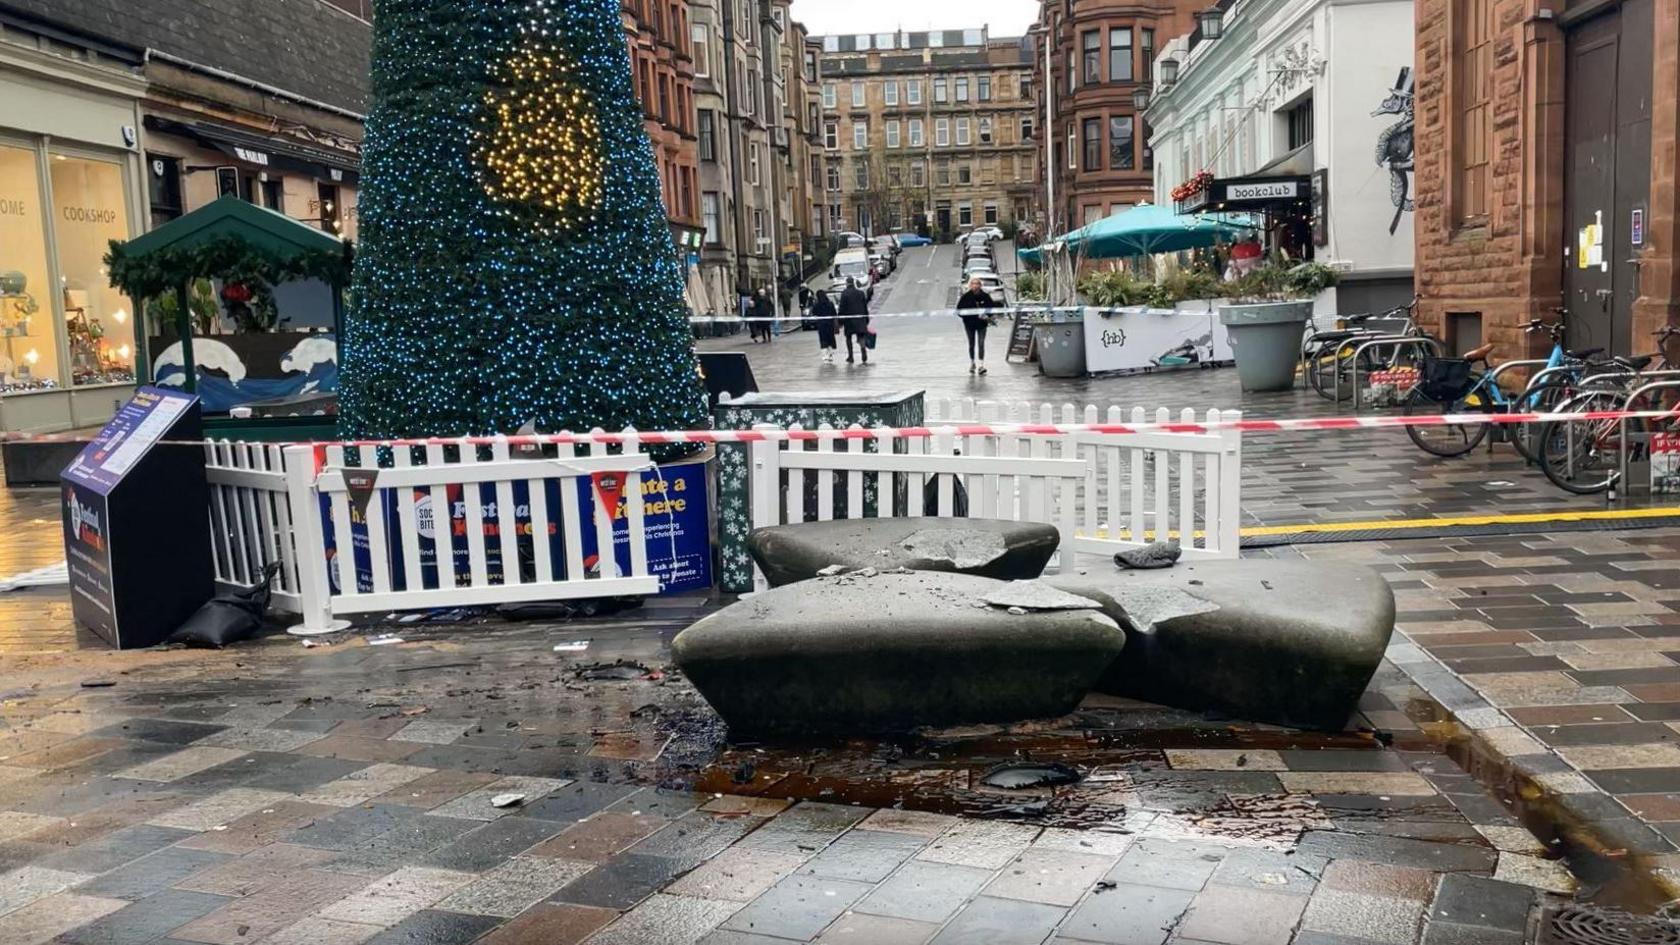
left=1374, top=67, right=1415, bottom=235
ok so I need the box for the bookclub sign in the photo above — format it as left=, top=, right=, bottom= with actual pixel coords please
left=1227, top=181, right=1299, bottom=202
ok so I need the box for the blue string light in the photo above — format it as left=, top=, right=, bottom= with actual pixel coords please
left=338, top=0, right=709, bottom=441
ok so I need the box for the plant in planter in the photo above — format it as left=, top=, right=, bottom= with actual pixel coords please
left=1014, top=270, right=1047, bottom=301
left=1171, top=170, right=1215, bottom=204
left=1217, top=262, right=1338, bottom=392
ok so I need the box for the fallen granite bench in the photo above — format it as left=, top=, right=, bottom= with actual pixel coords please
left=1051, top=560, right=1395, bottom=730
left=746, top=517, right=1060, bottom=587
left=672, top=570, right=1123, bottom=736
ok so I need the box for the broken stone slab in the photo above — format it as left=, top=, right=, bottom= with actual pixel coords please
left=1050, top=560, right=1395, bottom=730
left=746, top=517, right=1060, bottom=587
left=672, top=570, right=1123, bottom=736
left=981, top=580, right=1105, bottom=611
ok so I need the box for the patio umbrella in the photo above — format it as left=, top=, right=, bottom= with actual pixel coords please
left=1017, top=203, right=1253, bottom=263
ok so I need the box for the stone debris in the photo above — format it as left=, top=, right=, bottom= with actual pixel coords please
left=899, top=528, right=1011, bottom=569
left=981, top=580, right=1104, bottom=612
left=980, top=762, right=1083, bottom=790
left=490, top=793, right=525, bottom=808
left=1113, top=542, right=1182, bottom=570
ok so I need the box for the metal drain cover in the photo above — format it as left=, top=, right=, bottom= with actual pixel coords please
left=1540, top=906, right=1680, bottom=945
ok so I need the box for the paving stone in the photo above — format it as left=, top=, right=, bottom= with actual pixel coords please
left=146, top=788, right=293, bottom=832
left=390, top=719, right=476, bottom=744
left=550, top=853, right=686, bottom=909
left=295, top=735, right=427, bottom=764
left=607, top=789, right=707, bottom=820
left=0, top=865, right=93, bottom=916
left=1174, top=886, right=1308, bottom=945
left=814, top=912, right=940, bottom=944
left=436, top=856, right=593, bottom=917
left=428, top=776, right=571, bottom=821
left=298, top=763, right=436, bottom=807
left=853, top=859, right=992, bottom=924
left=1428, top=873, right=1533, bottom=932
left=1299, top=888, right=1424, bottom=945
left=371, top=769, right=501, bottom=810
left=158, top=870, right=357, bottom=945
left=719, top=874, right=873, bottom=940
left=517, top=780, right=643, bottom=823
left=73, top=846, right=231, bottom=900
left=1276, top=772, right=1436, bottom=796
left=114, top=747, right=249, bottom=783
left=1062, top=883, right=1197, bottom=945
left=984, top=848, right=1116, bottom=907
left=1491, top=853, right=1577, bottom=894
left=1472, top=825, right=1548, bottom=855
left=174, top=801, right=338, bottom=855
left=1275, top=750, right=1410, bottom=773
left=420, top=813, right=566, bottom=872
left=699, top=796, right=792, bottom=817
left=361, top=909, right=499, bottom=945
left=258, top=916, right=384, bottom=945
left=667, top=848, right=807, bottom=902
left=1317, top=860, right=1437, bottom=902
left=0, top=811, right=63, bottom=842
left=857, top=809, right=958, bottom=838
left=283, top=803, right=434, bottom=852
left=528, top=811, right=670, bottom=863
left=1293, top=831, right=1497, bottom=873
left=1205, top=847, right=1321, bottom=898
left=696, top=931, right=798, bottom=945
left=88, top=719, right=227, bottom=746
left=474, top=902, right=618, bottom=945
left=798, top=828, right=927, bottom=882
left=734, top=803, right=866, bottom=855
left=326, top=813, right=484, bottom=875
left=1163, top=750, right=1288, bottom=771
left=1033, top=826, right=1136, bottom=858
left=194, top=727, right=326, bottom=753
left=174, top=843, right=338, bottom=896
left=915, top=820, right=1039, bottom=870
left=585, top=892, right=740, bottom=945
left=33, top=823, right=193, bottom=874
left=318, top=866, right=475, bottom=925
left=56, top=888, right=231, bottom=945
left=0, top=892, right=125, bottom=945
left=633, top=812, right=769, bottom=871
left=1103, top=839, right=1227, bottom=891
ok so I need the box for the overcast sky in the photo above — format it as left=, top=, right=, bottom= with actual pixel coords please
left=790, top=0, right=1039, bottom=38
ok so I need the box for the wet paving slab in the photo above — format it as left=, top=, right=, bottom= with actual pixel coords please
left=0, top=599, right=1612, bottom=945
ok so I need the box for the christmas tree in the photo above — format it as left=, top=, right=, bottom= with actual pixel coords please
left=338, top=0, right=708, bottom=439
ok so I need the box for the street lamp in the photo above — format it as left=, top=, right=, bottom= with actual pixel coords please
left=1196, top=7, right=1226, bottom=41
left=1132, top=85, right=1152, bottom=111
left=1027, top=22, right=1056, bottom=236
left=1159, top=57, right=1179, bottom=86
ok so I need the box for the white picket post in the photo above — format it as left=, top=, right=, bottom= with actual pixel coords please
left=281, top=444, right=348, bottom=635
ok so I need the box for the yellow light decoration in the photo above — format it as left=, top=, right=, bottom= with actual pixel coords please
left=475, top=40, right=605, bottom=234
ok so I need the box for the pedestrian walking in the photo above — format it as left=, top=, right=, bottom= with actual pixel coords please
left=838, top=278, right=872, bottom=365
left=955, top=275, right=996, bottom=375
left=750, top=289, right=774, bottom=343
left=810, top=288, right=839, bottom=363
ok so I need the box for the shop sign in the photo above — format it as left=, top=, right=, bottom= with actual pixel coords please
left=233, top=147, right=270, bottom=165
left=0, top=197, right=26, bottom=217
left=1632, top=208, right=1645, bottom=247
left=1228, top=181, right=1298, bottom=202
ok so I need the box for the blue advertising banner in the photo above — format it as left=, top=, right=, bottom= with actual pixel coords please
left=321, top=460, right=711, bottom=596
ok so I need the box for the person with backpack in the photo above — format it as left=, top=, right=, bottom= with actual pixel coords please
left=955, top=275, right=996, bottom=374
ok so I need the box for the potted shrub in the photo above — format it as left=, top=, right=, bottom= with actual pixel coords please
left=1217, top=261, right=1338, bottom=391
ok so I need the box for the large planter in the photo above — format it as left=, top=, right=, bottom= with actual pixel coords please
left=1217, top=300, right=1312, bottom=392
left=1033, top=310, right=1086, bottom=378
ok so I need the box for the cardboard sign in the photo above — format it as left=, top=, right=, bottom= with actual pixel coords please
left=1653, top=433, right=1680, bottom=495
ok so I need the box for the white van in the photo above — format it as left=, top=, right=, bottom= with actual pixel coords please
left=830, top=248, right=875, bottom=299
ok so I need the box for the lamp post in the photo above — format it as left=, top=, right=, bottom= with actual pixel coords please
left=1028, top=22, right=1055, bottom=236
left=1132, top=85, right=1152, bottom=112
left=1159, top=57, right=1180, bottom=86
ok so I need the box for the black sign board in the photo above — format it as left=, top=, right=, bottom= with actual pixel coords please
left=697, top=352, right=759, bottom=407
left=61, top=387, right=214, bottom=649
left=1006, top=312, right=1036, bottom=361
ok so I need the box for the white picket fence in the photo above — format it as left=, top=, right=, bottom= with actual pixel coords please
left=746, top=399, right=1242, bottom=588
left=204, top=434, right=660, bottom=634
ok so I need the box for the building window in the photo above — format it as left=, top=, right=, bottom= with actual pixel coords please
left=830, top=202, right=842, bottom=226
left=909, top=119, right=925, bottom=147
left=855, top=162, right=869, bottom=188
left=853, top=120, right=868, bottom=149
left=823, top=83, right=837, bottom=108
left=753, top=208, right=766, bottom=241
left=959, top=203, right=973, bottom=226
left=145, top=154, right=183, bottom=227
left=804, top=49, right=817, bottom=81
left=824, top=121, right=839, bottom=149
left=1082, top=30, right=1101, bottom=85
left=886, top=120, right=901, bottom=148
left=852, top=81, right=866, bottom=108
left=984, top=202, right=998, bottom=224
left=955, top=77, right=969, bottom=102
left=888, top=163, right=903, bottom=187
left=1082, top=118, right=1102, bottom=171
left=827, top=163, right=841, bottom=191
left=1109, top=116, right=1134, bottom=170
left=1066, top=51, right=1075, bottom=93
left=702, top=192, right=721, bottom=244
left=1455, top=0, right=1491, bottom=222
left=261, top=179, right=284, bottom=211
left=692, top=24, right=710, bottom=77
left=875, top=32, right=894, bottom=50
left=935, top=118, right=950, bottom=147
left=1022, top=116, right=1034, bottom=140
left=744, top=69, right=758, bottom=117
left=911, top=161, right=925, bottom=186
left=1140, top=29, right=1154, bottom=81
left=957, top=164, right=971, bottom=184
left=956, top=118, right=971, bottom=146
left=749, top=142, right=761, bottom=184
left=1142, top=119, right=1154, bottom=169
left=315, top=183, right=342, bottom=234
left=699, top=110, right=717, bottom=161
left=884, top=80, right=898, bottom=106
left=1286, top=99, right=1313, bottom=150
left=978, top=76, right=992, bottom=101
left=1109, top=27, right=1132, bottom=83
left=937, top=163, right=951, bottom=185
left=934, top=76, right=948, bottom=103
left=907, top=79, right=922, bottom=104
left=1067, top=125, right=1077, bottom=168
left=979, top=118, right=993, bottom=144
left=1022, top=77, right=1032, bottom=101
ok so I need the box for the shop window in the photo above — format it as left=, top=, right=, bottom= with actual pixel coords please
left=0, top=144, right=58, bottom=394
left=261, top=179, right=284, bottom=212
left=49, top=152, right=135, bottom=387
left=316, top=183, right=342, bottom=234
left=146, top=155, right=183, bottom=227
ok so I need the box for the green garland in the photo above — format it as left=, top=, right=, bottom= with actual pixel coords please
left=104, top=236, right=354, bottom=300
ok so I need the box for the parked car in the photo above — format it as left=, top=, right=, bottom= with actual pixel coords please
left=870, top=253, right=892, bottom=278
left=895, top=234, right=933, bottom=247
left=830, top=247, right=875, bottom=299
left=973, top=226, right=1005, bottom=242
left=837, top=231, right=868, bottom=249
left=967, top=273, right=1007, bottom=303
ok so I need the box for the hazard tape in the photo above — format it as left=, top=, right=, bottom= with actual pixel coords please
left=11, top=406, right=1668, bottom=451
left=689, top=304, right=1070, bottom=323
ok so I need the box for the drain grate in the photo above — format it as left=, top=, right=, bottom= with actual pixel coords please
left=1540, top=906, right=1680, bottom=945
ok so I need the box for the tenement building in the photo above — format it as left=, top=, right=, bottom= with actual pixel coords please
left=623, top=0, right=705, bottom=260
left=818, top=27, right=1038, bottom=239
left=1035, top=0, right=1203, bottom=233
left=1413, top=0, right=1679, bottom=358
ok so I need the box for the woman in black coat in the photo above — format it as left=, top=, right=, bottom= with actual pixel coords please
left=810, top=289, right=839, bottom=363
left=749, top=290, right=775, bottom=343
left=837, top=279, right=872, bottom=365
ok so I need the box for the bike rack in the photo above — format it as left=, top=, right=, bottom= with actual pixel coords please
left=1488, top=359, right=1552, bottom=394
left=1344, top=335, right=1443, bottom=410
left=1299, top=328, right=1391, bottom=391
left=1614, top=378, right=1680, bottom=500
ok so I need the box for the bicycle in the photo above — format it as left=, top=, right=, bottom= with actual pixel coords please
left=1535, top=326, right=1680, bottom=494
left=1303, top=296, right=1422, bottom=402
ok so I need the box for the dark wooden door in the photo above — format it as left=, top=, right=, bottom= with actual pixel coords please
left=1563, top=0, right=1653, bottom=356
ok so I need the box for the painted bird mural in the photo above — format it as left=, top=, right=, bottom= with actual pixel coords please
left=1373, top=68, right=1415, bottom=236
